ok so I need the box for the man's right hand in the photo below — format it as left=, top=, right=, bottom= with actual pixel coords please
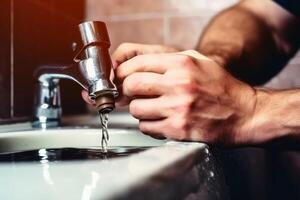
left=108, top=47, right=260, bottom=145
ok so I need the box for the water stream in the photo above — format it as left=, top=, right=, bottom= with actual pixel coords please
left=99, top=112, right=109, bottom=153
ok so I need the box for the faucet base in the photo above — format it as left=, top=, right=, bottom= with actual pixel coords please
left=32, top=119, right=60, bottom=129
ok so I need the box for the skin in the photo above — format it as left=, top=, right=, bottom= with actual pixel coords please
left=82, top=0, right=300, bottom=146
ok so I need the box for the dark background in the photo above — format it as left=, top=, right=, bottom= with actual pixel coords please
left=0, top=0, right=86, bottom=123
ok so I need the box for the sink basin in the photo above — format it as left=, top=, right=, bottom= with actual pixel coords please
left=0, top=125, right=228, bottom=200
left=0, top=128, right=165, bottom=154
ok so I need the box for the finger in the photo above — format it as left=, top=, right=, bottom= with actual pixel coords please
left=113, top=43, right=139, bottom=68
left=116, top=53, right=178, bottom=81
left=116, top=95, right=131, bottom=107
left=123, top=72, right=165, bottom=97
left=129, top=97, right=168, bottom=120
left=139, top=119, right=168, bottom=138
left=112, top=43, right=178, bottom=68
left=81, top=90, right=95, bottom=106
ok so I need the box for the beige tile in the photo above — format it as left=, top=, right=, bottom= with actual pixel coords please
left=86, top=0, right=164, bottom=18
left=165, top=0, right=238, bottom=14
left=265, top=63, right=300, bottom=89
left=167, top=16, right=210, bottom=50
left=288, top=51, right=300, bottom=65
left=106, top=19, right=164, bottom=51
left=265, top=51, right=300, bottom=88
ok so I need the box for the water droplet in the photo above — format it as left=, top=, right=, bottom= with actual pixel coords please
left=204, top=148, right=209, bottom=154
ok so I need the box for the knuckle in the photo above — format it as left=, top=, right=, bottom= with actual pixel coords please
left=185, top=94, right=198, bottom=113
left=122, top=76, right=135, bottom=96
left=170, top=117, right=189, bottom=134
left=113, top=43, right=137, bottom=64
left=178, top=55, right=194, bottom=67
left=129, top=100, right=140, bottom=117
left=179, top=94, right=196, bottom=116
left=118, top=42, right=132, bottom=51
left=185, top=49, right=198, bottom=55
left=175, top=78, right=199, bottom=97
left=139, top=122, right=145, bottom=132
left=183, top=90, right=197, bottom=106
left=168, top=93, right=197, bottom=115
left=139, top=121, right=149, bottom=133
left=115, top=67, right=125, bottom=80
left=176, top=78, right=197, bottom=90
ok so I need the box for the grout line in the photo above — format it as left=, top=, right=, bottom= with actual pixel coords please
left=10, top=0, right=14, bottom=118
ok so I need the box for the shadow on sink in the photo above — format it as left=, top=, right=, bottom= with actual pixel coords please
left=0, top=128, right=166, bottom=161
left=0, top=147, right=150, bottom=162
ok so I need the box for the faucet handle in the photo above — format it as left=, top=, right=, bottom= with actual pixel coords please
left=74, top=21, right=111, bottom=62
left=79, top=21, right=110, bottom=47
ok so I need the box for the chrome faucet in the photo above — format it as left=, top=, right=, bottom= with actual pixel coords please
left=33, top=21, right=118, bottom=128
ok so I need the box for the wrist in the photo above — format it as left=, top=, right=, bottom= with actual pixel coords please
left=198, top=42, right=244, bottom=69
left=242, top=88, right=299, bottom=144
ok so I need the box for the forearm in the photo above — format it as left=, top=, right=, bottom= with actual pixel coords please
left=245, top=89, right=300, bottom=144
left=197, top=0, right=300, bottom=85
left=198, top=4, right=269, bottom=68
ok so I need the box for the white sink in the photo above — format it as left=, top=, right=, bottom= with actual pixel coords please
left=0, top=126, right=226, bottom=200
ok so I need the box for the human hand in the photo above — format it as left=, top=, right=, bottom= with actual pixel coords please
left=81, top=43, right=178, bottom=105
left=113, top=49, right=259, bottom=146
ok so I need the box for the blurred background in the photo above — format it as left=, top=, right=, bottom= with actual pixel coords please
left=0, top=1, right=299, bottom=200
left=0, top=0, right=299, bottom=122
left=86, top=0, right=300, bottom=89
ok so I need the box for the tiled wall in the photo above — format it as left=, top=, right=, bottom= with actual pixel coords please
left=0, top=0, right=86, bottom=123
left=86, top=0, right=300, bottom=89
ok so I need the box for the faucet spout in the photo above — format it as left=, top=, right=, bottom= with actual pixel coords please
left=76, top=21, right=118, bottom=113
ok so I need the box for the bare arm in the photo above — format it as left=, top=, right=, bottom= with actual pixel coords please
left=197, top=0, right=300, bottom=144
left=197, top=0, right=300, bottom=85
left=242, top=89, right=300, bottom=145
